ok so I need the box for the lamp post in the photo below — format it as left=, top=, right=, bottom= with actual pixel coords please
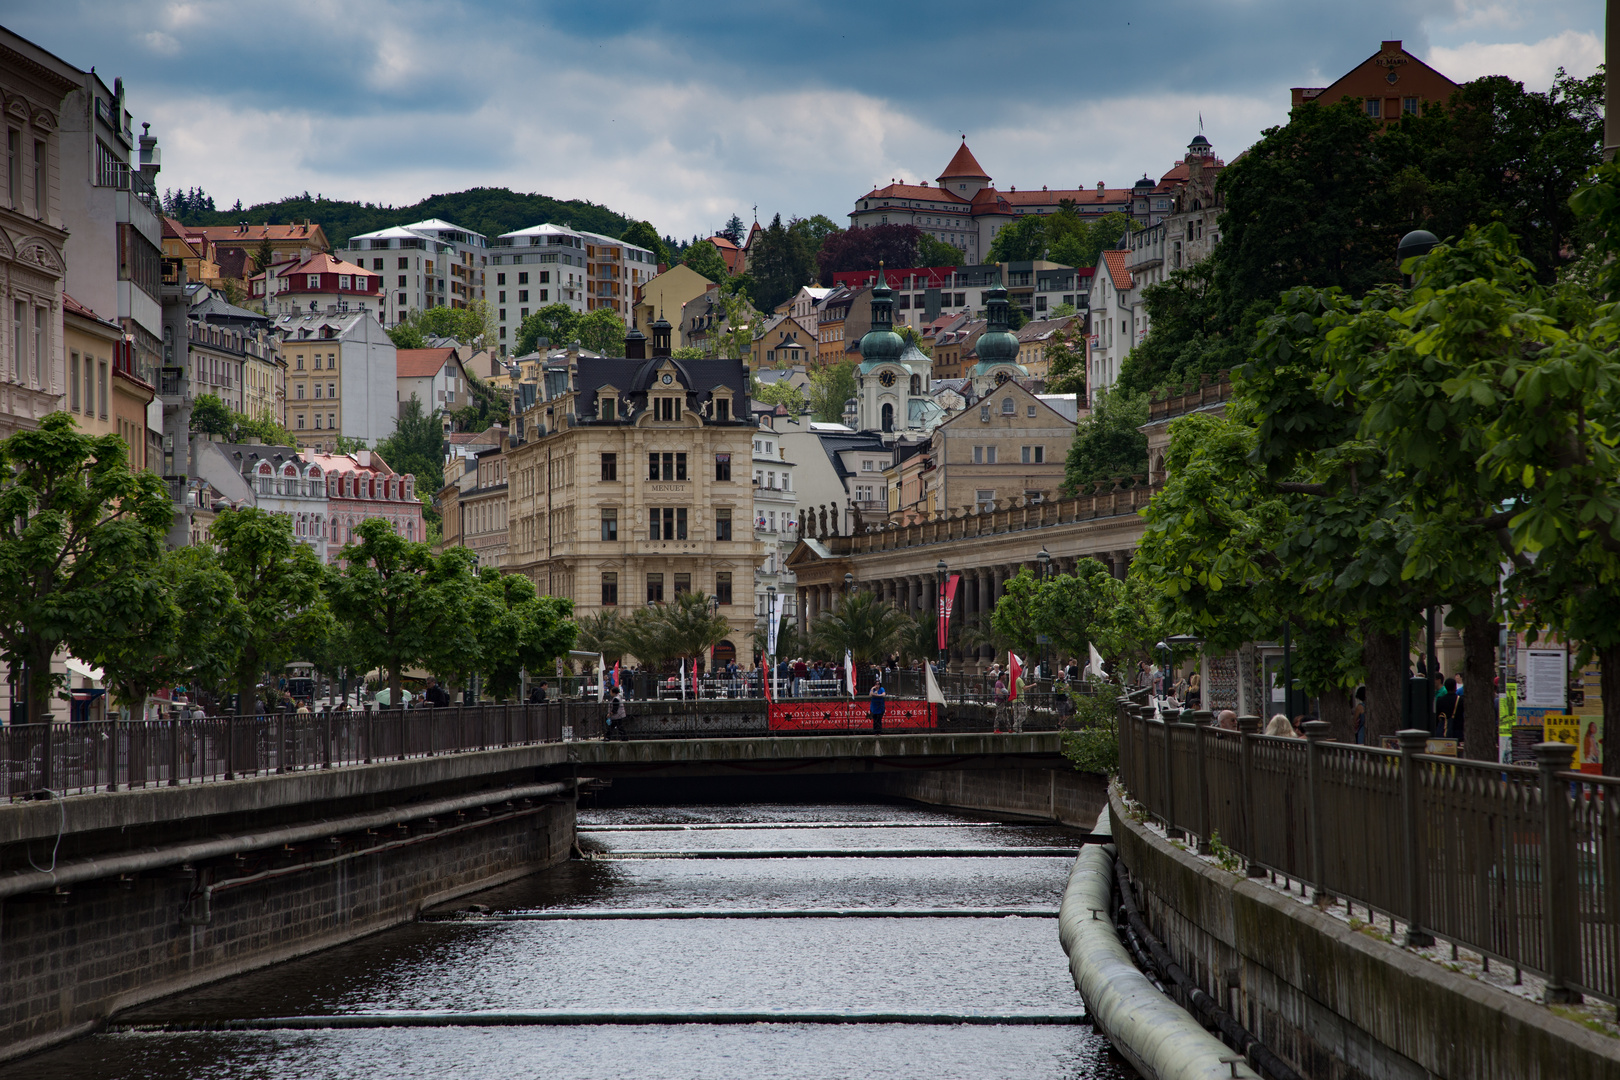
left=936, top=559, right=949, bottom=676
left=844, top=572, right=854, bottom=600
left=1156, top=640, right=1170, bottom=712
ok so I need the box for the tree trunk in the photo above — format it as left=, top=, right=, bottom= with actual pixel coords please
left=1462, top=613, right=1499, bottom=762
left=1318, top=685, right=1355, bottom=742
left=1362, top=628, right=1405, bottom=746
left=236, top=646, right=261, bottom=718
left=1603, top=643, right=1620, bottom=779
left=389, top=665, right=403, bottom=710
left=27, top=643, right=55, bottom=725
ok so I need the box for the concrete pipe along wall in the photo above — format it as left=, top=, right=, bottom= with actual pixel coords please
left=1058, top=808, right=1258, bottom=1080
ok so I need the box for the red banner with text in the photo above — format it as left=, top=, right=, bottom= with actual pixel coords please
left=768, top=699, right=938, bottom=731
left=937, top=574, right=960, bottom=651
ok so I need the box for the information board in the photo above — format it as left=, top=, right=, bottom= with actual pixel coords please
left=1524, top=649, right=1567, bottom=708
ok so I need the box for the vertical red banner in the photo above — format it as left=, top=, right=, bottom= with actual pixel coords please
left=937, top=574, right=960, bottom=651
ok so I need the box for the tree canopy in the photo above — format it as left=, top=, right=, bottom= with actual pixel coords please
left=0, top=413, right=173, bottom=725
left=809, top=361, right=858, bottom=424
left=682, top=240, right=730, bottom=284
left=816, top=224, right=936, bottom=284
left=386, top=302, right=496, bottom=351
left=987, top=207, right=1137, bottom=269
left=1062, top=388, right=1147, bottom=492
left=1117, top=69, right=1605, bottom=399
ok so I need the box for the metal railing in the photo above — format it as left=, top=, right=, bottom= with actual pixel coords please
left=1116, top=701, right=1616, bottom=1007
left=2, top=702, right=604, bottom=801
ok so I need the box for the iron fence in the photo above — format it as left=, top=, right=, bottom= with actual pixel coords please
left=1, top=702, right=606, bottom=801
left=1116, top=700, right=1611, bottom=1007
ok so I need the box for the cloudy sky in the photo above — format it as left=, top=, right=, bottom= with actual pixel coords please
left=1, top=0, right=1604, bottom=239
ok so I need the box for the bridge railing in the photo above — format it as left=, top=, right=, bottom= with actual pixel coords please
left=0, top=702, right=607, bottom=800
left=1116, top=702, right=1619, bottom=1007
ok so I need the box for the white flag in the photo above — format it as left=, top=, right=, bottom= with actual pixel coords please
left=767, top=592, right=783, bottom=656
left=924, top=662, right=945, bottom=705
left=844, top=650, right=856, bottom=698
left=1087, top=643, right=1106, bottom=680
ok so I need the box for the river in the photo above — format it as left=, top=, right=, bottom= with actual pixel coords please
left=3, top=799, right=1136, bottom=1080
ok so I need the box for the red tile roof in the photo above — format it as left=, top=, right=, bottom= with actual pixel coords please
left=279, top=252, right=380, bottom=292
left=938, top=140, right=989, bottom=181
left=62, top=292, right=117, bottom=326
left=1101, top=250, right=1133, bottom=291
left=187, top=222, right=328, bottom=245
left=396, top=347, right=457, bottom=379
left=858, top=181, right=970, bottom=205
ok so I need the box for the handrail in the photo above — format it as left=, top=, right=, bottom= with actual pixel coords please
left=1115, top=702, right=1617, bottom=1007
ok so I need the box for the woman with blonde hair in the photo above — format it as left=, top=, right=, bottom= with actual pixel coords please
left=1264, top=713, right=1298, bottom=738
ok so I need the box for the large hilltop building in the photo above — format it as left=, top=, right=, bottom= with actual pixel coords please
left=849, top=140, right=1138, bottom=263
left=1291, top=40, right=1458, bottom=120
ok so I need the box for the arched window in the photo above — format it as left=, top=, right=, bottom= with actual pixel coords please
left=881, top=403, right=894, bottom=432
left=331, top=516, right=340, bottom=541
left=256, top=463, right=273, bottom=496
left=909, top=374, right=921, bottom=395
left=283, top=464, right=300, bottom=497
left=308, top=468, right=324, bottom=498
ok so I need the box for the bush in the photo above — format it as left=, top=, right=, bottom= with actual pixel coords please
left=1060, top=677, right=1120, bottom=775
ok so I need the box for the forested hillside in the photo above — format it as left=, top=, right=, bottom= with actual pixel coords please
left=170, top=186, right=646, bottom=246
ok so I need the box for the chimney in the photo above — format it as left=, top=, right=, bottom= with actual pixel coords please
left=355, top=450, right=371, bottom=467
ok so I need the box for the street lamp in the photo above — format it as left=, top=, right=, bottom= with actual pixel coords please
left=844, top=572, right=854, bottom=599
left=936, top=559, right=949, bottom=675
left=765, top=584, right=777, bottom=677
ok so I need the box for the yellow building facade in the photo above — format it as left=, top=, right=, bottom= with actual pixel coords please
left=506, top=332, right=762, bottom=668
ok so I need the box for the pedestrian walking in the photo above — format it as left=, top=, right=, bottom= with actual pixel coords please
left=869, top=677, right=886, bottom=734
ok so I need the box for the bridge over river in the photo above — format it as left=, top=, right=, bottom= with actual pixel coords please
left=0, top=701, right=1108, bottom=1063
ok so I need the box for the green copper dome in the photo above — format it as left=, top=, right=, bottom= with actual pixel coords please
left=974, top=285, right=1019, bottom=365
left=858, top=264, right=904, bottom=364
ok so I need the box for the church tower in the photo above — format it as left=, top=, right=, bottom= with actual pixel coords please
left=936, top=137, right=991, bottom=200
left=856, top=265, right=936, bottom=435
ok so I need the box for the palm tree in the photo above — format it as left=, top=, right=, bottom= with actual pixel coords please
left=657, top=591, right=733, bottom=670
left=899, top=609, right=937, bottom=665
left=575, top=610, right=627, bottom=663
left=810, top=589, right=912, bottom=666
left=616, top=606, right=678, bottom=670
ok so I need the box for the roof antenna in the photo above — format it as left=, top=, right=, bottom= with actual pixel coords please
left=1199, top=111, right=1204, bottom=133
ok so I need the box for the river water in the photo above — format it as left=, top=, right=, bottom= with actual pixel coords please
left=6, top=801, right=1136, bottom=1080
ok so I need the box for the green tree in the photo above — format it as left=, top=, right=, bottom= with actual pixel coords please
left=515, top=303, right=581, bottom=356
left=387, top=302, right=497, bottom=349
left=1041, top=319, right=1087, bottom=394
left=387, top=320, right=427, bottom=350
left=576, top=307, right=627, bottom=355
left=0, top=413, right=172, bottom=731
left=655, top=591, right=733, bottom=671
left=375, top=394, right=445, bottom=491
left=682, top=240, right=729, bottom=284
left=788, top=215, right=841, bottom=266
left=1062, top=388, right=1147, bottom=492
left=574, top=609, right=627, bottom=663
left=251, top=235, right=275, bottom=275
left=751, top=377, right=808, bottom=415
left=87, top=544, right=240, bottom=716
left=748, top=213, right=819, bottom=313
left=988, top=216, right=1048, bottom=262
left=808, top=360, right=858, bottom=424
left=468, top=568, right=576, bottom=699
left=809, top=588, right=911, bottom=665
left=989, top=568, right=1041, bottom=658
left=721, top=215, right=745, bottom=244
left=327, top=519, right=475, bottom=706
left=190, top=393, right=236, bottom=437
left=210, top=508, right=330, bottom=717
left=916, top=232, right=965, bottom=266
left=620, top=220, right=672, bottom=267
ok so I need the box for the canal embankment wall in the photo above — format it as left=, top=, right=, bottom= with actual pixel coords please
left=1109, top=789, right=1620, bottom=1080
left=865, top=766, right=1107, bottom=829
left=0, top=751, right=578, bottom=1064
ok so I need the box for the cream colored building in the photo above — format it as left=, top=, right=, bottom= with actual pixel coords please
left=632, top=263, right=713, bottom=337
left=506, top=327, right=762, bottom=669
left=63, top=293, right=154, bottom=466
left=931, top=379, right=1071, bottom=512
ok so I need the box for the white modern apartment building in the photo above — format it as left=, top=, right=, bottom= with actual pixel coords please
left=337, top=218, right=490, bottom=327
left=488, top=223, right=655, bottom=355
left=751, top=418, right=799, bottom=626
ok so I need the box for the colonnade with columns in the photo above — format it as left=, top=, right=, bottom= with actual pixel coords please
left=792, top=547, right=1136, bottom=671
